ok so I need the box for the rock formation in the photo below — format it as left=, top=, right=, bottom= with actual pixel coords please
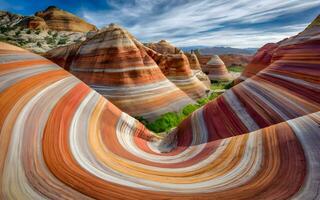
left=145, top=39, right=181, bottom=54
left=17, top=16, right=48, bottom=30
left=184, top=52, right=211, bottom=87
left=45, top=24, right=195, bottom=120
left=0, top=14, right=320, bottom=200
left=185, top=52, right=202, bottom=70
left=144, top=45, right=209, bottom=99
left=202, top=55, right=232, bottom=81
left=239, top=14, right=320, bottom=82
left=35, top=6, right=97, bottom=32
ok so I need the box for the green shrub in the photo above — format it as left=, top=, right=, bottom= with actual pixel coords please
left=146, top=112, right=183, bottom=133
left=26, top=29, right=31, bottom=34
left=58, top=37, right=68, bottom=45
left=52, top=32, right=58, bottom=38
left=35, top=30, right=41, bottom=35
left=36, top=41, right=42, bottom=47
left=45, top=36, right=55, bottom=44
left=182, top=104, right=199, bottom=116
left=15, top=30, right=21, bottom=36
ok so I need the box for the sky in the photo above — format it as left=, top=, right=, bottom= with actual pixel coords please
left=1, top=0, right=320, bottom=48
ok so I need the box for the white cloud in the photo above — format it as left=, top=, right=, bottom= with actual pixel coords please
left=80, top=0, right=320, bottom=48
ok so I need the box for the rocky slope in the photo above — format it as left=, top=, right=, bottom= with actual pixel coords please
left=239, top=14, right=320, bottom=82
left=0, top=13, right=319, bottom=198
left=45, top=24, right=195, bottom=120
left=0, top=7, right=96, bottom=52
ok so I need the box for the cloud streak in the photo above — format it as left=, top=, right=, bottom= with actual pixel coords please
left=79, top=0, right=320, bottom=48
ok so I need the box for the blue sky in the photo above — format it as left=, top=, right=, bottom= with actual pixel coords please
left=1, top=0, right=320, bottom=48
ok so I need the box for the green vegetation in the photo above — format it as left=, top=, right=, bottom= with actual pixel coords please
left=45, top=36, right=55, bottom=44
left=26, top=29, right=32, bottom=34
left=135, top=92, right=219, bottom=133
left=15, top=30, right=21, bottom=36
left=228, top=65, right=244, bottom=73
left=36, top=41, right=42, bottom=47
left=35, top=30, right=41, bottom=35
left=210, top=80, right=233, bottom=91
left=58, top=37, right=68, bottom=45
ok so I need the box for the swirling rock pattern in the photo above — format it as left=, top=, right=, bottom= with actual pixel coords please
left=202, top=55, right=232, bottom=81
left=45, top=24, right=195, bottom=120
left=1, top=18, right=320, bottom=200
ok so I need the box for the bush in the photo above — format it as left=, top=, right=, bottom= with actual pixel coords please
left=45, top=36, right=55, bottom=44
left=15, top=30, right=21, bottom=36
left=52, top=32, right=58, bottom=38
left=36, top=41, right=42, bottom=47
left=146, top=112, right=183, bottom=133
left=58, top=37, right=68, bottom=45
left=26, top=29, right=31, bottom=34
left=35, top=30, right=41, bottom=35
left=182, top=104, right=198, bottom=116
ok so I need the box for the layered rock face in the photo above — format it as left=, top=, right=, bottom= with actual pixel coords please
left=1, top=15, right=320, bottom=199
left=240, top=15, right=320, bottom=82
left=34, top=6, right=97, bottom=32
left=144, top=45, right=209, bottom=99
left=145, top=40, right=181, bottom=54
left=17, top=16, right=48, bottom=30
left=202, top=55, right=232, bottom=81
left=185, top=52, right=202, bottom=70
left=45, top=24, right=195, bottom=119
left=239, top=43, right=279, bottom=81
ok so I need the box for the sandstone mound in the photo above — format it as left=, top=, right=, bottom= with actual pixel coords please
left=17, top=16, right=48, bottom=30
left=202, top=55, right=232, bottom=81
left=144, top=46, right=209, bottom=99
left=145, top=39, right=181, bottom=54
left=35, top=6, right=97, bottom=32
left=1, top=15, right=320, bottom=200
left=45, top=24, right=194, bottom=119
left=185, top=52, right=202, bottom=70
left=239, top=15, right=320, bottom=82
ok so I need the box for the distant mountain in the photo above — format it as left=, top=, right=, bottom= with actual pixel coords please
left=180, top=46, right=257, bottom=55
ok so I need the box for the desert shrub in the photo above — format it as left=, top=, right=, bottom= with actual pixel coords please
left=58, top=37, right=68, bottom=45
left=15, top=30, right=21, bottom=36
left=45, top=36, right=55, bottom=44
left=36, top=41, right=42, bottom=47
left=48, top=30, right=52, bottom=35
left=52, top=32, right=58, bottom=38
left=224, top=81, right=234, bottom=89
left=26, top=29, right=31, bottom=34
left=0, top=26, right=10, bottom=33
left=35, top=30, right=41, bottom=35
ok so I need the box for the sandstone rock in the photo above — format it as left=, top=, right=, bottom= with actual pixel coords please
left=45, top=24, right=195, bottom=120
left=202, top=55, right=232, bottom=81
left=1, top=15, right=320, bottom=198
left=145, top=39, right=181, bottom=54
left=17, top=16, right=48, bottom=30
left=35, top=6, right=97, bottom=32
